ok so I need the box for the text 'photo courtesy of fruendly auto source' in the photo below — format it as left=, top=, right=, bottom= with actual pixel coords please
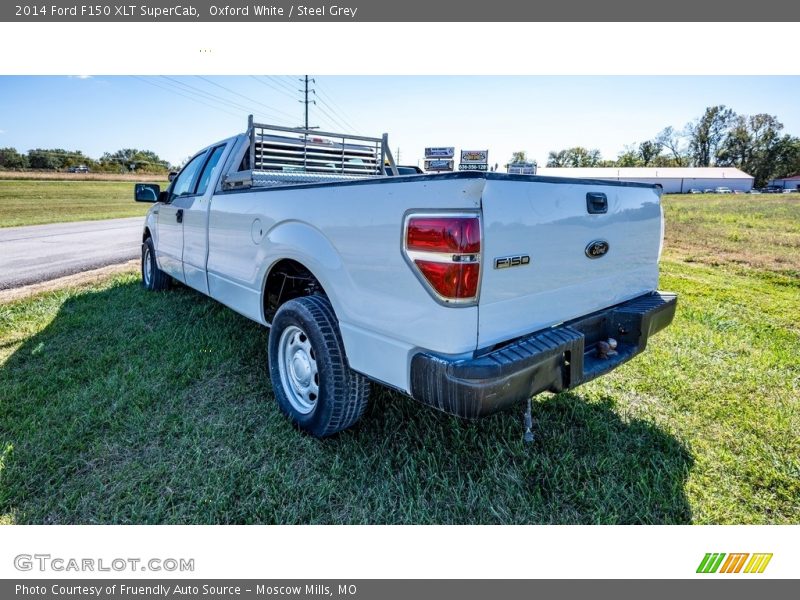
left=0, top=75, right=798, bottom=526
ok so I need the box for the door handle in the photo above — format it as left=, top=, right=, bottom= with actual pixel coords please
left=176, top=209, right=184, bottom=223
left=586, top=192, right=608, bottom=214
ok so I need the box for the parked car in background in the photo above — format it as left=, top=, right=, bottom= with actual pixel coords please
left=748, top=189, right=762, bottom=194
left=762, top=185, right=783, bottom=194
left=703, top=188, right=714, bottom=193
left=687, top=188, right=702, bottom=194
left=67, top=165, right=90, bottom=173
left=714, top=187, right=733, bottom=194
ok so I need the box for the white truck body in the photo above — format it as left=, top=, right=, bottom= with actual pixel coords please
left=137, top=121, right=676, bottom=435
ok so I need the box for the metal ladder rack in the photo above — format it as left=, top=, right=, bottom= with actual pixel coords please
left=224, top=116, right=398, bottom=190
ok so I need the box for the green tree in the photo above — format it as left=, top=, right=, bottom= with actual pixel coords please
left=638, top=140, right=663, bottom=166
left=687, top=105, right=736, bottom=166
left=100, top=148, right=169, bottom=173
left=655, top=126, right=689, bottom=167
left=717, top=113, right=786, bottom=187
left=652, top=154, right=681, bottom=167
left=27, top=148, right=91, bottom=170
left=28, top=149, right=64, bottom=169
left=0, top=147, right=28, bottom=169
left=546, top=147, right=602, bottom=167
left=771, top=135, right=800, bottom=181
left=509, top=151, right=529, bottom=165
left=615, top=145, right=641, bottom=167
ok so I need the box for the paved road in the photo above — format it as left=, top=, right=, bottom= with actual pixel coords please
left=0, top=217, right=143, bottom=289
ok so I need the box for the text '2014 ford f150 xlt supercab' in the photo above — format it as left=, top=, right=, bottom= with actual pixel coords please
left=134, top=118, right=677, bottom=438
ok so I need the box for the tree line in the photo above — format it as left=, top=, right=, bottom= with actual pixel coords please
left=541, top=105, right=800, bottom=187
left=0, top=147, right=171, bottom=174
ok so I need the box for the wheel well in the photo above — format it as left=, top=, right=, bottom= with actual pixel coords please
left=264, top=259, right=326, bottom=322
left=143, top=227, right=152, bottom=243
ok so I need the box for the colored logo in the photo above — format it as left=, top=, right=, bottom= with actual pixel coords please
left=696, top=553, right=773, bottom=574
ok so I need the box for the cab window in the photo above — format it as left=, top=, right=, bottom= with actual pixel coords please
left=195, top=145, right=226, bottom=196
left=170, top=151, right=207, bottom=199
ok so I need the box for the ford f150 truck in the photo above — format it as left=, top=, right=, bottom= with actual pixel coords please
left=134, top=118, right=676, bottom=438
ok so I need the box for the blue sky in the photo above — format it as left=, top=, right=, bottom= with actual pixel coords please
left=1, top=76, right=798, bottom=167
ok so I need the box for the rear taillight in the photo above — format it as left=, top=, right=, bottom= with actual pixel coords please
left=406, top=217, right=481, bottom=254
left=404, top=215, right=481, bottom=304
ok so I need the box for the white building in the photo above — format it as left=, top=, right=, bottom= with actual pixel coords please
left=536, top=167, right=754, bottom=193
left=768, top=175, right=800, bottom=190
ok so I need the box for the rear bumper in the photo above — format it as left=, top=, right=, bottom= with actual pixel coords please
left=410, top=291, right=677, bottom=418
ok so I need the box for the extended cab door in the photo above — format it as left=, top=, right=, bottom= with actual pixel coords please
left=155, top=150, right=207, bottom=282
left=182, top=143, right=227, bottom=294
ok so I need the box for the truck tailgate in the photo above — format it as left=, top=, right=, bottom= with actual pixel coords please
left=478, top=177, right=662, bottom=348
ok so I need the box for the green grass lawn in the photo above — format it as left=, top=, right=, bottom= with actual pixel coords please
left=0, top=180, right=162, bottom=227
left=0, top=194, right=798, bottom=524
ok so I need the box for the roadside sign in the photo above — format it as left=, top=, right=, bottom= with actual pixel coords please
left=424, top=159, right=454, bottom=172
left=508, top=162, right=536, bottom=175
left=460, top=150, right=489, bottom=164
left=424, top=147, right=455, bottom=159
left=459, top=149, right=489, bottom=172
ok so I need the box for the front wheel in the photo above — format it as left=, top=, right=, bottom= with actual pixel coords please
left=141, top=237, right=170, bottom=291
left=268, top=295, right=370, bottom=437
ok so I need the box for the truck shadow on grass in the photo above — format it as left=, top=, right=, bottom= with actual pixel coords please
left=0, top=278, right=693, bottom=524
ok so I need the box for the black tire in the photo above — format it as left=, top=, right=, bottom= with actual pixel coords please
left=141, top=237, right=170, bottom=291
left=268, top=295, right=370, bottom=437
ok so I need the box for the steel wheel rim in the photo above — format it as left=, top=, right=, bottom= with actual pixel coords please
left=277, top=325, right=320, bottom=415
left=143, top=246, right=152, bottom=285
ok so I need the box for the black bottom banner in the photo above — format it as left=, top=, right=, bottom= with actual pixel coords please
left=3, top=580, right=796, bottom=600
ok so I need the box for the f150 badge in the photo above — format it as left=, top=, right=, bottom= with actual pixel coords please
left=585, top=240, right=610, bottom=258
left=494, top=255, right=530, bottom=269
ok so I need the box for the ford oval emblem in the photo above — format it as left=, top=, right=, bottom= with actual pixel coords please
left=585, top=240, right=610, bottom=259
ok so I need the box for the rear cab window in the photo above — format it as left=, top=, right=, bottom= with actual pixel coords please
left=195, top=145, right=226, bottom=196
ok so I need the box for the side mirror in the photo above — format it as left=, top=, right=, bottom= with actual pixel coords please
left=134, top=183, right=160, bottom=203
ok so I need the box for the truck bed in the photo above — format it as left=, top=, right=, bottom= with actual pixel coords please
left=205, top=171, right=662, bottom=391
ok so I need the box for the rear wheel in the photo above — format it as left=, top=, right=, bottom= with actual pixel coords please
left=268, top=295, right=370, bottom=437
left=141, top=237, right=170, bottom=291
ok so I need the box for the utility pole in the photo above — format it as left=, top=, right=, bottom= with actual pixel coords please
left=299, top=75, right=317, bottom=131
left=396, top=147, right=401, bottom=163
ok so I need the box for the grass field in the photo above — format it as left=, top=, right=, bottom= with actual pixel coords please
left=0, top=180, right=163, bottom=227
left=0, top=169, right=166, bottom=182
left=0, top=194, right=798, bottom=524
left=0, top=171, right=167, bottom=182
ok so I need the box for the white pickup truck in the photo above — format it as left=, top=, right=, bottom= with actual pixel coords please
left=135, top=118, right=676, bottom=437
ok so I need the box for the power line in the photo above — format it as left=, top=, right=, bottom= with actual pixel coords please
left=266, top=75, right=299, bottom=95
left=314, top=93, right=358, bottom=133
left=271, top=75, right=345, bottom=131
left=160, top=76, right=259, bottom=115
left=132, top=76, right=242, bottom=118
left=161, top=75, right=296, bottom=124
left=249, top=75, right=297, bottom=101
left=314, top=80, right=361, bottom=133
left=315, top=102, right=350, bottom=133
left=195, top=76, right=296, bottom=120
